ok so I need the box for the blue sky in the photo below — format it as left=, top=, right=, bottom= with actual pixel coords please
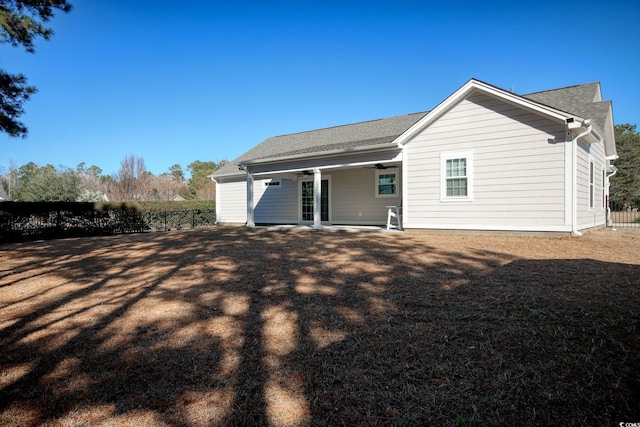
left=1, top=0, right=639, bottom=177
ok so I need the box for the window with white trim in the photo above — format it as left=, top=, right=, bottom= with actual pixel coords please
left=264, top=179, right=282, bottom=189
left=589, top=161, right=595, bottom=209
left=375, top=169, right=398, bottom=197
left=602, top=168, right=606, bottom=209
left=441, top=152, right=473, bottom=201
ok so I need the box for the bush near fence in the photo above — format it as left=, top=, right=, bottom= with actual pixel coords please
left=0, top=201, right=216, bottom=243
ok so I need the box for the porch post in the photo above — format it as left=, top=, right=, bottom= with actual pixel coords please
left=246, top=171, right=255, bottom=228
left=313, top=168, right=322, bottom=229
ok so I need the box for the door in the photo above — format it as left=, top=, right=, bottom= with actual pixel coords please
left=300, top=179, right=329, bottom=222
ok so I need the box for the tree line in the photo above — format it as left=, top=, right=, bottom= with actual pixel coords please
left=610, top=124, right=640, bottom=209
left=0, top=3, right=638, bottom=209
left=0, top=155, right=227, bottom=202
left=2, top=126, right=638, bottom=204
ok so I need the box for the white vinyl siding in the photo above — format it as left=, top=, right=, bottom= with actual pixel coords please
left=576, top=142, right=606, bottom=229
left=235, top=168, right=401, bottom=225
left=332, top=168, right=401, bottom=224
left=254, top=178, right=298, bottom=224
left=216, top=177, right=298, bottom=225
left=216, top=180, right=247, bottom=224
left=404, top=92, right=568, bottom=231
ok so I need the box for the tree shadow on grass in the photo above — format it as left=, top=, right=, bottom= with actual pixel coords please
left=0, top=228, right=638, bottom=426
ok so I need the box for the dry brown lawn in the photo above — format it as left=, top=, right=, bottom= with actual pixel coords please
left=1, top=226, right=639, bottom=426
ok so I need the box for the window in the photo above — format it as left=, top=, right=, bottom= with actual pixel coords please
left=375, top=169, right=398, bottom=197
left=602, top=168, right=606, bottom=209
left=441, top=152, right=473, bottom=201
left=589, top=162, right=594, bottom=209
left=264, top=179, right=281, bottom=188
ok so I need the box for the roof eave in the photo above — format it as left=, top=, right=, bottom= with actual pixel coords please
left=568, top=119, right=607, bottom=145
left=240, top=141, right=401, bottom=168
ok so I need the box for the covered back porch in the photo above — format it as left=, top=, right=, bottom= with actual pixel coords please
left=241, top=146, right=404, bottom=230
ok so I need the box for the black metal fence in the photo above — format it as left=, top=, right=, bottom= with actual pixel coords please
left=609, top=200, right=640, bottom=228
left=0, top=202, right=216, bottom=243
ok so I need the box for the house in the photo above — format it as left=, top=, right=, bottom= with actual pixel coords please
left=211, top=79, right=617, bottom=235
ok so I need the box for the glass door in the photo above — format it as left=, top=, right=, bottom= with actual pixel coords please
left=300, top=179, right=329, bottom=222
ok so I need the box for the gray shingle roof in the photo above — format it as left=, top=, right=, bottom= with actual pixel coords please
left=523, top=82, right=610, bottom=130
left=213, top=111, right=427, bottom=177
left=213, top=81, right=615, bottom=179
left=523, top=82, right=615, bottom=157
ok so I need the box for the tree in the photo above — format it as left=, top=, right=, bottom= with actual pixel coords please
left=168, top=164, right=184, bottom=181
left=13, top=163, right=80, bottom=201
left=76, top=162, right=107, bottom=201
left=149, top=173, right=189, bottom=201
left=0, top=0, right=72, bottom=137
left=0, top=162, right=17, bottom=198
left=112, top=155, right=148, bottom=201
left=187, top=160, right=225, bottom=200
left=610, top=124, right=640, bottom=208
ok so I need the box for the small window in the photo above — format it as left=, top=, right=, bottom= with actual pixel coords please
left=589, top=162, right=594, bottom=209
left=602, top=168, right=606, bottom=209
left=375, top=169, right=398, bottom=197
left=441, top=152, right=473, bottom=201
left=264, top=179, right=281, bottom=188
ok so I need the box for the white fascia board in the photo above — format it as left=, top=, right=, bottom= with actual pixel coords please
left=212, top=144, right=398, bottom=180
left=250, top=152, right=403, bottom=177
left=241, top=142, right=399, bottom=167
left=211, top=172, right=246, bottom=182
left=395, top=79, right=572, bottom=147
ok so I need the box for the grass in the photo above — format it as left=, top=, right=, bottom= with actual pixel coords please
left=0, top=226, right=639, bottom=426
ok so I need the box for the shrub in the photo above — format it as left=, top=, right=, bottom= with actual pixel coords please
left=0, top=201, right=216, bottom=243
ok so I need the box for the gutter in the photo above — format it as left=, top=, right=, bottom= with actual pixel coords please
left=568, top=120, right=594, bottom=237
left=240, top=141, right=400, bottom=167
left=210, top=142, right=402, bottom=180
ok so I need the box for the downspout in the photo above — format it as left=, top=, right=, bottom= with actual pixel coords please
left=605, top=155, right=619, bottom=227
left=211, top=176, right=219, bottom=224
left=570, top=120, right=593, bottom=237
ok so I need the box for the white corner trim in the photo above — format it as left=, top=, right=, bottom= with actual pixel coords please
left=401, top=145, right=409, bottom=226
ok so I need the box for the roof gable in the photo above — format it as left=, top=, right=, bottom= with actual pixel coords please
left=213, top=79, right=617, bottom=178
left=523, top=82, right=615, bottom=157
left=395, top=79, right=574, bottom=147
